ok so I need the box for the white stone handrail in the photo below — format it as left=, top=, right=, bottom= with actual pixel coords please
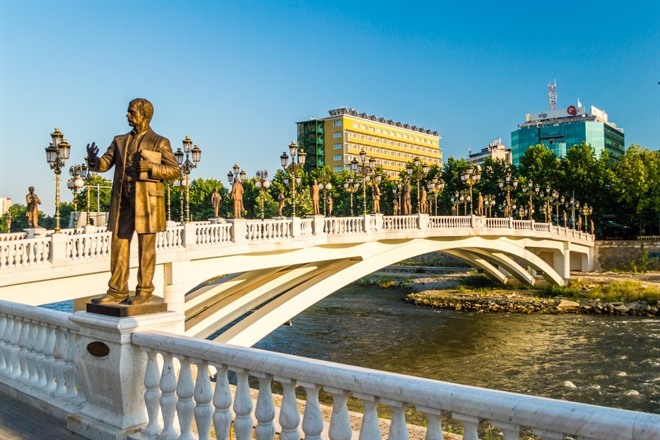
left=132, top=329, right=660, bottom=440
left=0, top=302, right=83, bottom=417
left=0, top=215, right=595, bottom=272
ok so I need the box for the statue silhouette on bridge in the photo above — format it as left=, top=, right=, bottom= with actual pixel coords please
left=25, top=186, right=41, bottom=228
left=86, top=98, right=181, bottom=305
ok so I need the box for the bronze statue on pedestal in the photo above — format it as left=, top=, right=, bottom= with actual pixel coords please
left=87, top=98, right=181, bottom=305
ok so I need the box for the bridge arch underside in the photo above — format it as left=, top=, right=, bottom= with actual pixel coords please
left=185, top=236, right=587, bottom=347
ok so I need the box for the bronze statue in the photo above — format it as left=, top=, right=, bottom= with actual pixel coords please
left=563, top=211, right=568, bottom=227
left=211, top=188, right=221, bottom=218
left=327, top=194, right=333, bottom=216
left=392, top=195, right=399, bottom=216
left=230, top=177, right=244, bottom=218
left=25, top=186, right=41, bottom=228
left=372, top=182, right=381, bottom=214
left=87, top=98, right=181, bottom=305
left=403, top=181, right=412, bottom=215
left=420, top=187, right=427, bottom=214
left=311, top=179, right=320, bottom=215
left=477, top=192, right=484, bottom=216
left=277, top=192, right=285, bottom=216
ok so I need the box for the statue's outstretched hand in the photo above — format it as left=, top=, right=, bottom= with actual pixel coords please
left=86, top=142, right=99, bottom=162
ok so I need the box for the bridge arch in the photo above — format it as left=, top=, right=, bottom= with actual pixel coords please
left=186, top=236, right=569, bottom=346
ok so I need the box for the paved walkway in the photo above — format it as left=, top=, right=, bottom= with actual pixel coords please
left=0, top=391, right=86, bottom=440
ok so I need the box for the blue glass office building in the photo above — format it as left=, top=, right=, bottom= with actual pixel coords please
left=511, top=104, right=625, bottom=165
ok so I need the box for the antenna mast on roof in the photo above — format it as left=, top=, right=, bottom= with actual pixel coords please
left=548, top=79, right=557, bottom=110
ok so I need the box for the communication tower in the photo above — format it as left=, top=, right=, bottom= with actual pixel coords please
left=548, top=79, right=557, bottom=110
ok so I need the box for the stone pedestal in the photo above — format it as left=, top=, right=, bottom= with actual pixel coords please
left=67, top=311, right=184, bottom=440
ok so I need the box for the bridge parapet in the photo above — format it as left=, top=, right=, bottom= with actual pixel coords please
left=1, top=301, right=657, bottom=440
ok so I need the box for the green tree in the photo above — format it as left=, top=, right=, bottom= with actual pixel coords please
left=611, top=145, right=660, bottom=235
left=1, top=204, right=28, bottom=232
left=187, top=178, right=224, bottom=221
left=518, top=144, right=561, bottom=189
left=77, top=175, right=113, bottom=215
left=559, top=142, right=614, bottom=229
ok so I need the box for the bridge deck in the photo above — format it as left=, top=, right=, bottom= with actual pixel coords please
left=0, top=391, right=86, bottom=440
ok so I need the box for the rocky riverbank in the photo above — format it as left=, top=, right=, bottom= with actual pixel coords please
left=363, top=267, right=660, bottom=317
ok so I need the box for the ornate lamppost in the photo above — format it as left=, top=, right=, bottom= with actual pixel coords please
left=45, top=128, right=71, bottom=233
left=67, top=163, right=85, bottom=228
left=280, top=141, right=306, bottom=217
left=483, top=194, right=496, bottom=217
left=318, top=172, right=333, bottom=216
left=581, top=203, right=593, bottom=232
left=565, top=196, right=580, bottom=229
left=80, top=163, right=96, bottom=226
left=255, top=169, right=270, bottom=220
left=461, top=165, right=481, bottom=215
left=552, top=191, right=565, bottom=226
left=498, top=170, right=518, bottom=218
left=351, top=149, right=376, bottom=215
left=174, top=136, right=202, bottom=223
left=343, top=177, right=360, bottom=217
left=426, top=177, right=445, bottom=216
left=523, top=180, right=540, bottom=220
left=538, top=186, right=554, bottom=223
left=407, top=157, right=430, bottom=214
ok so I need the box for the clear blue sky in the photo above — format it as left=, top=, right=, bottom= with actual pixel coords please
left=1, top=0, right=658, bottom=214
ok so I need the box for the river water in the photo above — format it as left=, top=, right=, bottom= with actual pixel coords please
left=43, top=285, right=660, bottom=414
left=254, top=285, right=660, bottom=415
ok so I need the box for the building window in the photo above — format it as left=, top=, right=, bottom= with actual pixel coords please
left=333, top=132, right=342, bottom=139
left=334, top=165, right=343, bottom=172
left=333, top=120, right=342, bottom=127
left=333, top=143, right=342, bottom=150
left=333, top=154, right=342, bottom=161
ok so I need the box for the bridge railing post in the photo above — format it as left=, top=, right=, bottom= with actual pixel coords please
left=67, top=311, right=184, bottom=439
left=182, top=222, right=197, bottom=249
left=228, top=219, right=248, bottom=244
left=417, top=213, right=429, bottom=231
left=290, top=216, right=302, bottom=238
left=49, top=232, right=70, bottom=267
left=310, top=215, right=325, bottom=238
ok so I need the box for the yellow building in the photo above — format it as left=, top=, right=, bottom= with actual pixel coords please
left=297, top=107, right=441, bottom=179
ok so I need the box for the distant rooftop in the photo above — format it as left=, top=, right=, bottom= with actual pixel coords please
left=326, top=107, right=439, bottom=136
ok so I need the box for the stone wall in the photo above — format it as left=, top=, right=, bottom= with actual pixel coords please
left=595, top=240, right=660, bottom=271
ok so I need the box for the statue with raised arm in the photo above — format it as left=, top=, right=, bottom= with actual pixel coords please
left=25, top=186, right=41, bottom=228
left=87, top=98, right=181, bottom=305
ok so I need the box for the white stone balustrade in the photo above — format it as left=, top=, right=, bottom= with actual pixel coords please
left=0, top=301, right=83, bottom=421
left=131, top=329, right=660, bottom=440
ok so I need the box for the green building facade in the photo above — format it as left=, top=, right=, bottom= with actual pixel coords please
left=511, top=104, right=625, bottom=164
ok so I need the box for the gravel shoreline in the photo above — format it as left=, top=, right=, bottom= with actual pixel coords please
left=369, top=268, right=660, bottom=317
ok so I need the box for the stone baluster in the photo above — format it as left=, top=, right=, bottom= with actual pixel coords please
left=176, top=356, right=195, bottom=440
left=453, top=414, right=479, bottom=440
left=381, top=399, right=409, bottom=440
left=9, top=317, right=22, bottom=378
left=53, top=330, right=66, bottom=397
left=233, top=368, right=254, bottom=440
left=491, top=421, right=520, bottom=440
left=26, top=321, right=40, bottom=385
left=300, top=382, right=323, bottom=440
left=327, top=387, right=352, bottom=440
left=0, top=314, right=8, bottom=372
left=417, top=407, right=443, bottom=440
left=193, top=359, right=213, bottom=440
left=42, top=324, right=56, bottom=392
left=278, top=377, right=301, bottom=440
left=159, top=352, right=179, bottom=439
left=34, top=324, right=47, bottom=387
left=254, top=373, right=276, bottom=440
left=18, top=318, right=30, bottom=382
left=353, top=393, right=381, bottom=440
left=212, top=364, right=232, bottom=440
left=142, top=349, right=162, bottom=436
left=64, top=331, right=79, bottom=401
